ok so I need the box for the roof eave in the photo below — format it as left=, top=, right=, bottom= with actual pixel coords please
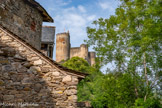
left=24, top=0, right=54, bottom=22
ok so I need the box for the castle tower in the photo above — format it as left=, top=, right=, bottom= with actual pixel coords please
left=56, top=32, right=70, bottom=62
left=89, top=52, right=96, bottom=66
left=80, top=44, right=89, bottom=61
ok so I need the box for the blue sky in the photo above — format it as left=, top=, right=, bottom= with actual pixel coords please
left=36, top=0, right=120, bottom=61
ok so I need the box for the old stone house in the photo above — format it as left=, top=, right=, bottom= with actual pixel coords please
left=0, top=0, right=87, bottom=108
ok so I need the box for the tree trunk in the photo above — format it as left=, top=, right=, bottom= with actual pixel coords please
left=135, top=87, right=138, bottom=98
left=144, top=52, right=148, bottom=102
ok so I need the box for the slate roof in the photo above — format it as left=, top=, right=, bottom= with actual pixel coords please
left=41, top=26, right=55, bottom=43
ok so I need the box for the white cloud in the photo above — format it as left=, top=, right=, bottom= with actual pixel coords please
left=52, top=5, right=97, bottom=47
left=87, top=15, right=96, bottom=21
left=99, top=1, right=114, bottom=11
left=53, top=0, right=72, bottom=6
left=78, top=5, right=86, bottom=13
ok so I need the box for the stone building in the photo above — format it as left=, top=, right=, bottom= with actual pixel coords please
left=0, top=0, right=53, bottom=50
left=0, top=0, right=87, bottom=108
left=56, top=32, right=96, bottom=66
left=41, top=26, right=55, bottom=58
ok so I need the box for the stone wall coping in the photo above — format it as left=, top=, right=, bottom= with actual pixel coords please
left=56, top=32, right=70, bottom=35
left=70, top=47, right=80, bottom=49
left=0, top=25, right=88, bottom=79
left=42, top=26, right=56, bottom=28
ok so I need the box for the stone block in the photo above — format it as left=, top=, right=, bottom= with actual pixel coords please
left=67, top=86, right=77, bottom=90
left=14, top=54, right=26, bottom=60
left=23, top=62, right=32, bottom=68
left=2, top=65, right=13, bottom=71
left=52, top=72, right=60, bottom=76
left=11, top=62, right=22, bottom=69
left=9, top=90, right=19, bottom=94
left=0, top=59, right=9, bottom=64
left=21, top=77, right=33, bottom=85
left=33, top=59, right=42, bottom=65
left=0, top=80, right=4, bottom=85
left=68, top=95, right=77, bottom=100
left=24, top=87, right=31, bottom=91
left=64, top=89, right=77, bottom=95
left=17, top=67, right=27, bottom=73
left=28, top=56, right=40, bottom=61
left=58, top=87, right=66, bottom=91
left=52, top=90, right=63, bottom=94
left=30, top=66, right=41, bottom=72
left=34, top=83, right=42, bottom=92
left=72, top=77, right=79, bottom=82
left=62, top=75, right=72, bottom=82
left=3, top=95, right=14, bottom=101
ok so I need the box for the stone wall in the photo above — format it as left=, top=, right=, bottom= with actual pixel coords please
left=0, top=27, right=82, bottom=108
left=88, top=52, right=96, bottom=66
left=70, top=47, right=80, bottom=58
left=0, top=0, right=43, bottom=50
left=70, top=45, right=95, bottom=65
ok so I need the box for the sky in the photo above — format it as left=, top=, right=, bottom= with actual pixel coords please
left=36, top=0, right=120, bottom=61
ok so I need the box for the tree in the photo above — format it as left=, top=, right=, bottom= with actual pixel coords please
left=62, top=56, right=90, bottom=73
left=91, top=72, right=137, bottom=108
left=85, top=0, right=161, bottom=105
left=62, top=57, right=142, bottom=108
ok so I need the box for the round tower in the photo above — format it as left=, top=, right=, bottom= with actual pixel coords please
left=56, top=32, right=70, bottom=62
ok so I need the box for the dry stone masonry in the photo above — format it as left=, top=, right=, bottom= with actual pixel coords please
left=0, top=27, right=86, bottom=108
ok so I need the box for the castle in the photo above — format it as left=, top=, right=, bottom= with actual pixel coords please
left=56, top=31, right=96, bottom=66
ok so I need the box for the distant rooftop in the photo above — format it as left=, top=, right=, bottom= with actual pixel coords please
left=41, top=26, right=55, bottom=43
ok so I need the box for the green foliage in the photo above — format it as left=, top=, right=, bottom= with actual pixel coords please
left=62, top=57, right=90, bottom=73
left=62, top=0, right=162, bottom=107
left=85, top=0, right=161, bottom=107
left=91, top=73, right=137, bottom=108
left=62, top=57, right=161, bottom=107
left=135, top=97, right=162, bottom=108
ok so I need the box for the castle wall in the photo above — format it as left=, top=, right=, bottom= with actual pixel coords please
left=89, top=52, right=96, bottom=66
left=0, top=0, right=43, bottom=50
left=70, top=47, right=80, bottom=58
left=70, top=44, right=92, bottom=65
left=80, top=44, right=89, bottom=60
left=56, top=33, right=70, bottom=62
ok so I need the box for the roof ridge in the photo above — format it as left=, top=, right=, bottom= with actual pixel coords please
left=0, top=25, right=88, bottom=78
